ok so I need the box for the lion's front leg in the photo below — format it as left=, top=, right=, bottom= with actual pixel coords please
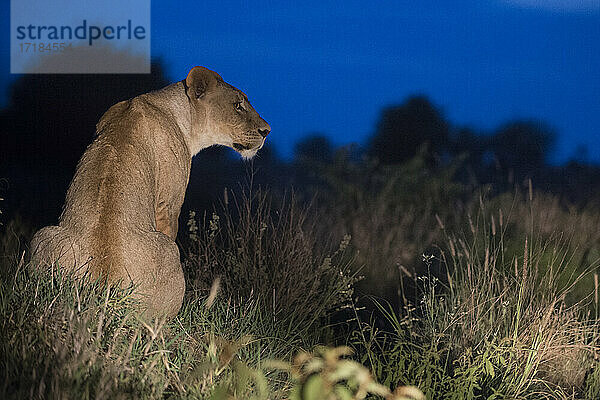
left=155, top=201, right=179, bottom=240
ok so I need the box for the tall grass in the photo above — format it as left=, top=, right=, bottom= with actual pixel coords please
left=183, top=188, right=357, bottom=349
left=351, top=191, right=600, bottom=399
left=2, top=163, right=600, bottom=398
left=311, top=154, right=468, bottom=305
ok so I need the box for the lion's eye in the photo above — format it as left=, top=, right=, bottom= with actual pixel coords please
left=235, top=102, right=245, bottom=112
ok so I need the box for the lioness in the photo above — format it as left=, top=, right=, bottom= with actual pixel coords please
left=30, top=66, right=270, bottom=317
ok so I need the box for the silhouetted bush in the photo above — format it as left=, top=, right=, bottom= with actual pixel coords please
left=294, top=134, right=334, bottom=164
left=490, top=120, right=555, bottom=179
left=369, top=96, right=449, bottom=166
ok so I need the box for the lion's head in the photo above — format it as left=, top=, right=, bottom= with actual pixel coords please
left=185, top=66, right=270, bottom=159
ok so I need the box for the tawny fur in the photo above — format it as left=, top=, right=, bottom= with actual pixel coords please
left=30, top=66, right=270, bottom=318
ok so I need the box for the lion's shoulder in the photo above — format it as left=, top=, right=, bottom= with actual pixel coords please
left=95, top=99, right=134, bottom=135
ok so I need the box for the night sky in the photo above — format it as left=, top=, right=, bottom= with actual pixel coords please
left=1, top=1, right=599, bottom=162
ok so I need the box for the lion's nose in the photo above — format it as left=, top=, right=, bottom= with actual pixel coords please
left=259, top=128, right=270, bottom=138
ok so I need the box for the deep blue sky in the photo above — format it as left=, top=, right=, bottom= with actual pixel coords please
left=1, top=1, right=599, bottom=162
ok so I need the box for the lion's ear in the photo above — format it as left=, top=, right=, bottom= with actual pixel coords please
left=185, top=66, right=221, bottom=100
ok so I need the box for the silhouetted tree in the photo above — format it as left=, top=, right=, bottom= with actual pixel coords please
left=490, top=120, right=555, bottom=179
left=369, top=96, right=449, bottom=165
